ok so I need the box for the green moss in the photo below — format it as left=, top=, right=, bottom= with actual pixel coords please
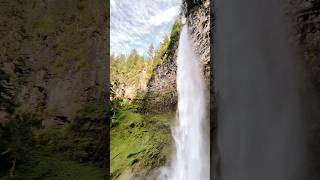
left=110, top=111, right=173, bottom=179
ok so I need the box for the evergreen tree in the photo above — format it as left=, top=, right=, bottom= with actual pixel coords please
left=147, top=43, right=155, bottom=61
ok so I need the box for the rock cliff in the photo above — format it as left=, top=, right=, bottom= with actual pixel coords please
left=145, top=40, right=179, bottom=113
left=183, top=0, right=210, bottom=81
left=0, top=0, right=108, bottom=124
left=144, top=55, right=178, bottom=113
left=144, top=0, right=210, bottom=114
left=293, top=1, right=320, bottom=179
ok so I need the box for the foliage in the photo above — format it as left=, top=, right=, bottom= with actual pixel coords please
left=0, top=0, right=107, bottom=179
left=69, top=102, right=107, bottom=164
left=30, top=124, right=106, bottom=179
left=109, top=16, right=181, bottom=179
left=153, top=17, right=180, bottom=67
left=35, top=102, right=108, bottom=164
left=110, top=17, right=180, bottom=107
left=184, top=0, right=202, bottom=17
left=131, top=92, right=146, bottom=113
left=153, top=35, right=170, bottom=67
left=110, top=50, right=151, bottom=101
left=0, top=112, right=40, bottom=178
left=11, top=151, right=104, bottom=180
left=0, top=102, right=107, bottom=179
left=110, top=111, right=173, bottom=179
left=167, top=18, right=181, bottom=58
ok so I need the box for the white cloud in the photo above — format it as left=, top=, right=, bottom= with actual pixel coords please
left=110, top=0, right=181, bottom=56
left=149, top=7, right=179, bottom=26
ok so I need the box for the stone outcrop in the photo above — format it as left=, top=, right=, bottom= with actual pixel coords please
left=0, top=0, right=108, bottom=125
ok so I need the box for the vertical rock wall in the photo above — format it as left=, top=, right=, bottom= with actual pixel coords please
left=0, top=0, right=108, bottom=124
left=144, top=43, right=178, bottom=113
left=292, top=1, right=320, bottom=179
left=183, top=0, right=210, bottom=81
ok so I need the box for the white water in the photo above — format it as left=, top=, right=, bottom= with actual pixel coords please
left=158, top=25, right=209, bottom=180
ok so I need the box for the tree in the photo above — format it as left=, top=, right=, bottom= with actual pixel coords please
left=0, top=113, right=38, bottom=177
left=147, top=44, right=155, bottom=61
left=153, top=35, right=170, bottom=66
left=126, top=49, right=139, bottom=69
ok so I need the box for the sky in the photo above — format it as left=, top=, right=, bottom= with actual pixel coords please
left=110, top=0, right=181, bottom=57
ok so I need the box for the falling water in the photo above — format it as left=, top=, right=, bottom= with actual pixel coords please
left=214, top=0, right=305, bottom=180
left=158, top=24, right=209, bottom=180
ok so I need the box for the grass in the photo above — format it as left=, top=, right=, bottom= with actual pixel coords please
left=110, top=111, right=174, bottom=179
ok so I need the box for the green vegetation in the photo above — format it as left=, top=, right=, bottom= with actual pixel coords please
left=0, top=103, right=107, bottom=179
left=110, top=50, right=152, bottom=91
left=111, top=17, right=180, bottom=102
left=110, top=108, right=173, bottom=179
left=12, top=150, right=103, bottom=180
left=110, top=86, right=171, bottom=179
left=110, top=17, right=181, bottom=179
left=109, top=22, right=181, bottom=179
left=184, top=0, right=202, bottom=17
left=167, top=18, right=181, bottom=59
left=0, top=0, right=107, bottom=179
left=0, top=67, right=107, bottom=178
left=27, top=0, right=104, bottom=74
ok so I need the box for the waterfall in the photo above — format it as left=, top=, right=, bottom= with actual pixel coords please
left=158, top=24, right=209, bottom=180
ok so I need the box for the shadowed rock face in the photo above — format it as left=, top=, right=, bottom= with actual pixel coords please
left=213, top=0, right=320, bottom=180
left=293, top=0, right=320, bottom=178
left=0, top=0, right=108, bottom=124
left=214, top=0, right=305, bottom=180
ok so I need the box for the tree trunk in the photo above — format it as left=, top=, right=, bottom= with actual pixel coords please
left=9, top=157, right=16, bottom=177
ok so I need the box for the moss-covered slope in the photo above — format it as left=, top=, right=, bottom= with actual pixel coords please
left=110, top=111, right=173, bottom=179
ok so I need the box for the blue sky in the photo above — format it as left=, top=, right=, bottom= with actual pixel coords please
left=110, top=0, right=181, bottom=57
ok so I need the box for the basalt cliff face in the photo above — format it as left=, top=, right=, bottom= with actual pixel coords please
left=144, top=57, right=178, bottom=113
left=0, top=0, right=108, bottom=125
left=144, top=0, right=210, bottom=114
